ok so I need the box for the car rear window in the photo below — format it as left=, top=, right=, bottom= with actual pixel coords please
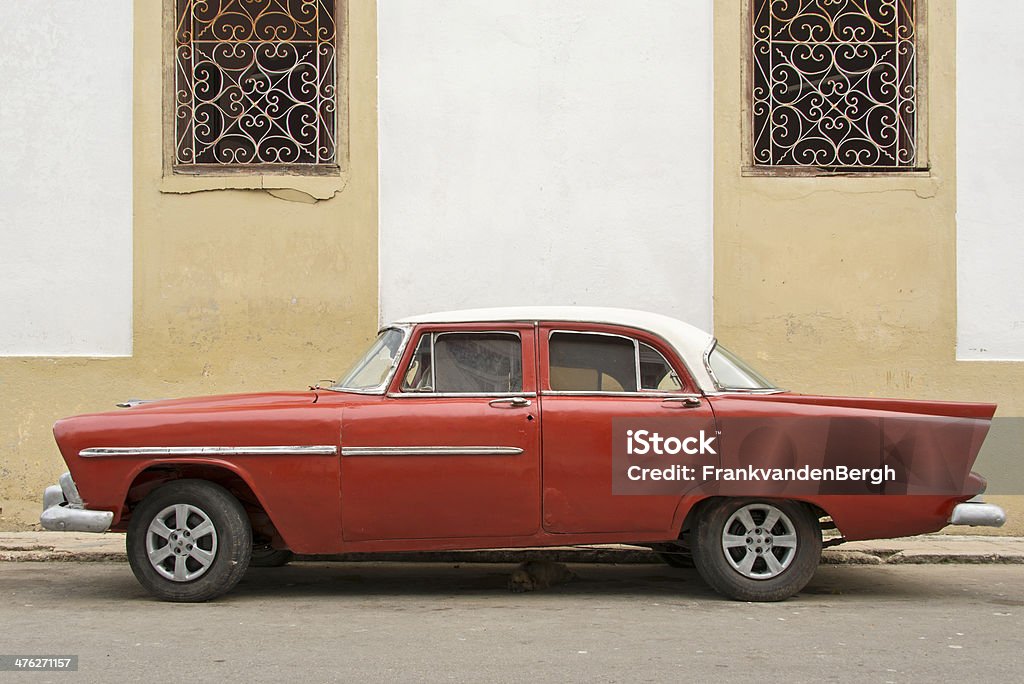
left=548, top=332, right=682, bottom=393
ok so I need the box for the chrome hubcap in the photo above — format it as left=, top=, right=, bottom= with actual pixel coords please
left=146, top=504, right=218, bottom=582
left=721, top=503, right=797, bottom=580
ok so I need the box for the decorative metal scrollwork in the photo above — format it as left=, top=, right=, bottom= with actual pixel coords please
left=175, top=0, right=337, bottom=166
left=752, top=0, right=917, bottom=169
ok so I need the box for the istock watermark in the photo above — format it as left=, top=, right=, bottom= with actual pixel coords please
left=626, top=429, right=717, bottom=456
left=611, top=415, right=990, bottom=497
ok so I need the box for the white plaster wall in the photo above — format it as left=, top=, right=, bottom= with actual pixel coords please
left=0, top=1, right=133, bottom=356
left=957, top=4, right=1024, bottom=360
left=378, top=0, right=714, bottom=330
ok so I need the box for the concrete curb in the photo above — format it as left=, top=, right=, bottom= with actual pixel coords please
left=2, top=533, right=1024, bottom=565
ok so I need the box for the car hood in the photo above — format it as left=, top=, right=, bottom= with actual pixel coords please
left=112, top=391, right=319, bottom=412
left=52, top=390, right=356, bottom=463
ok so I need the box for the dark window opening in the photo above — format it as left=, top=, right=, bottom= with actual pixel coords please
left=751, top=0, right=918, bottom=169
left=401, top=333, right=523, bottom=394
left=174, top=0, right=337, bottom=167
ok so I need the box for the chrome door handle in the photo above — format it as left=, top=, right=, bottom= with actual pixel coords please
left=662, top=396, right=702, bottom=408
left=489, top=397, right=532, bottom=408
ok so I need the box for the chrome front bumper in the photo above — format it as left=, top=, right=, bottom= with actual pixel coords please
left=39, top=472, right=113, bottom=533
left=949, top=501, right=1007, bottom=528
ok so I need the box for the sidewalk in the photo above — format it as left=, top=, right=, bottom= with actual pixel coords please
left=2, top=531, right=1023, bottom=565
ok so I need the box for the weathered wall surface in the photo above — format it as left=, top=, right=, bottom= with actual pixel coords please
left=956, top=2, right=1024, bottom=361
left=3, top=0, right=1020, bottom=536
left=714, top=0, right=1022, bottom=532
left=0, top=1, right=133, bottom=355
left=0, top=0, right=380, bottom=529
left=378, top=0, right=714, bottom=329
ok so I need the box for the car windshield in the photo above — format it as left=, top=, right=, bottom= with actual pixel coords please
left=332, top=328, right=407, bottom=392
left=707, top=343, right=777, bottom=391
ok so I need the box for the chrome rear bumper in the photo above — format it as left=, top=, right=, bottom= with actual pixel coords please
left=948, top=502, right=1007, bottom=528
left=39, top=472, right=113, bottom=533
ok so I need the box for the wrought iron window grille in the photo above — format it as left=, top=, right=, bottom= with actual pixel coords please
left=174, top=0, right=338, bottom=169
left=751, top=0, right=919, bottom=170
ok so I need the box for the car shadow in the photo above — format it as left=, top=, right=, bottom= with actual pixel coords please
left=32, top=560, right=1016, bottom=605
left=222, top=561, right=1005, bottom=603
left=233, top=562, right=718, bottom=600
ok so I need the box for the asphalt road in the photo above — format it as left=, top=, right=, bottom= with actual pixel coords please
left=1, top=562, right=1021, bottom=683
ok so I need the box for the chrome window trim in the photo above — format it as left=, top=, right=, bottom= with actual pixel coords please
left=703, top=388, right=788, bottom=396
left=702, top=338, right=785, bottom=393
left=387, top=392, right=537, bottom=399
left=326, top=325, right=412, bottom=395
left=330, top=387, right=397, bottom=396
left=429, top=329, right=437, bottom=390
left=341, top=446, right=524, bottom=457
left=392, top=308, right=718, bottom=391
left=703, top=339, right=721, bottom=388
left=541, top=391, right=705, bottom=399
left=633, top=337, right=642, bottom=390
left=547, top=328, right=635, bottom=342
left=638, top=340, right=684, bottom=392
left=548, top=328, right=640, bottom=392
left=399, top=329, right=524, bottom=395
left=547, top=329, right=685, bottom=395
left=80, top=445, right=338, bottom=458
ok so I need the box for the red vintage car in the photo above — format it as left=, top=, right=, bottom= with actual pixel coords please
left=41, top=307, right=1006, bottom=602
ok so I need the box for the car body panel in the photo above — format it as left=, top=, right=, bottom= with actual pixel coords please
left=53, top=401, right=346, bottom=553
left=340, top=324, right=541, bottom=541
left=44, top=307, right=1004, bottom=557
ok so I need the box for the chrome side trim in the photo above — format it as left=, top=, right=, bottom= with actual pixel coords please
left=541, top=391, right=701, bottom=399
left=80, top=445, right=338, bottom=458
left=341, top=446, right=524, bottom=457
left=387, top=392, right=537, bottom=399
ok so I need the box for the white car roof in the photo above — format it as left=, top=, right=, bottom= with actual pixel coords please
left=395, top=306, right=717, bottom=391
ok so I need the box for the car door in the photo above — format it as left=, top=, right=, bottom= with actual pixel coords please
left=340, top=324, right=540, bottom=541
left=539, top=325, right=718, bottom=534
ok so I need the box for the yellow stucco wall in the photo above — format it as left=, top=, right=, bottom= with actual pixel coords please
left=0, top=0, right=380, bottom=529
left=3, top=0, right=1018, bottom=537
left=714, top=0, right=1022, bottom=533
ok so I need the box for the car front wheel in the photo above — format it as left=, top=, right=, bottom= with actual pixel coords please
left=692, top=498, right=821, bottom=602
left=127, top=480, right=252, bottom=602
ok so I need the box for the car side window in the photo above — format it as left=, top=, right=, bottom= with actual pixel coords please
left=401, top=332, right=523, bottom=393
left=639, top=342, right=683, bottom=391
left=548, top=332, right=637, bottom=391
left=548, top=332, right=682, bottom=393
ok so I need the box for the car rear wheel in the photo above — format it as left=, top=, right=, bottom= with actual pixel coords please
left=127, top=480, right=252, bottom=602
left=692, top=498, right=821, bottom=602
